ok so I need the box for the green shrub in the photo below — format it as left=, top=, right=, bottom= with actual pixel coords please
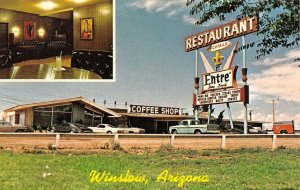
left=110, top=140, right=123, bottom=151
left=202, top=150, right=211, bottom=156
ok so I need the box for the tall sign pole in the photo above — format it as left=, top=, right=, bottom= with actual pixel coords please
left=194, top=49, right=199, bottom=120
left=186, top=15, right=257, bottom=126
left=242, top=35, right=248, bottom=134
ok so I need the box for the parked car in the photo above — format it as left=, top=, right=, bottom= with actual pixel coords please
left=88, top=124, right=127, bottom=134
left=51, top=122, right=81, bottom=133
left=73, top=123, right=93, bottom=133
left=232, top=124, right=267, bottom=134
left=126, top=127, right=145, bottom=134
left=118, top=124, right=145, bottom=134
left=0, top=120, right=28, bottom=132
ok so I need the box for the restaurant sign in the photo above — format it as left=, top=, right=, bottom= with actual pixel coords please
left=185, top=15, right=258, bottom=52
left=202, top=68, right=237, bottom=92
left=197, top=85, right=249, bottom=105
left=129, top=105, right=180, bottom=115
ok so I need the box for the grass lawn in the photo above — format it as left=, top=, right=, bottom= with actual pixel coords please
left=0, top=147, right=299, bottom=190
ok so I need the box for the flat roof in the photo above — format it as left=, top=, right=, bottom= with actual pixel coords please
left=121, top=113, right=193, bottom=120
left=4, top=97, right=121, bottom=117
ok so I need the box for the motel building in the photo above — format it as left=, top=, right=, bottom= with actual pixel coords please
left=2, top=97, right=263, bottom=133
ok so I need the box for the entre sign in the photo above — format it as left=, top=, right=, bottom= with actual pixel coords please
left=197, top=85, right=249, bottom=105
left=129, top=105, right=180, bottom=115
left=202, top=68, right=237, bottom=92
left=185, top=15, right=258, bottom=52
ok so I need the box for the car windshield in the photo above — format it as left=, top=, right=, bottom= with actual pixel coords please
left=108, top=124, right=116, bottom=128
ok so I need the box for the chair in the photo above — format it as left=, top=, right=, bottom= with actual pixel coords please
left=0, top=49, right=13, bottom=69
left=71, top=50, right=113, bottom=79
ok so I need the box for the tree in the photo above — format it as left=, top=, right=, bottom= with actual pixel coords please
left=186, top=0, right=299, bottom=59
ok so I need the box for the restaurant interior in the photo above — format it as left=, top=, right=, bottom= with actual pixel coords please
left=0, top=0, right=113, bottom=80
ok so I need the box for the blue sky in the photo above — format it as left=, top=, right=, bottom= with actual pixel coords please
left=0, top=0, right=299, bottom=125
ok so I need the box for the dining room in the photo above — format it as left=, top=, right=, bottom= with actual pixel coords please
left=0, top=0, right=113, bottom=80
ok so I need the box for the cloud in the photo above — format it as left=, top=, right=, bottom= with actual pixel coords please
left=128, top=0, right=205, bottom=24
left=249, top=49, right=300, bottom=103
left=249, top=64, right=300, bottom=102
left=182, top=14, right=197, bottom=24
left=253, top=48, right=300, bottom=66
left=235, top=109, right=300, bottom=125
left=128, top=0, right=186, bottom=14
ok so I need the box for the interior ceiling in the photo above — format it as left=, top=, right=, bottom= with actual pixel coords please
left=0, top=0, right=101, bottom=18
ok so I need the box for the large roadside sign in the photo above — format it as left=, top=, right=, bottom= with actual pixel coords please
left=197, top=85, right=249, bottom=105
left=185, top=15, right=258, bottom=52
left=202, top=68, right=238, bottom=92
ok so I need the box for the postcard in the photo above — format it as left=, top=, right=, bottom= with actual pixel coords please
left=0, top=0, right=299, bottom=189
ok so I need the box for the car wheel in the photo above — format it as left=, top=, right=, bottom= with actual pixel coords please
left=107, top=131, right=112, bottom=134
left=195, top=130, right=201, bottom=135
left=172, top=130, right=178, bottom=134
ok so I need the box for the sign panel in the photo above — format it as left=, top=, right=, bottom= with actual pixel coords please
left=207, top=41, right=231, bottom=52
left=197, top=86, right=248, bottom=105
left=129, top=105, right=180, bottom=115
left=185, top=15, right=258, bottom=52
left=202, top=68, right=237, bottom=92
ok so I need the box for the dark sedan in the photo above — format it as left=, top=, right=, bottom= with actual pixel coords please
left=50, top=122, right=92, bottom=133
left=73, top=123, right=93, bottom=133
left=52, top=123, right=81, bottom=133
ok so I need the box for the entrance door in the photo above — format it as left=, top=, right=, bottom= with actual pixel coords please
left=0, top=23, right=8, bottom=49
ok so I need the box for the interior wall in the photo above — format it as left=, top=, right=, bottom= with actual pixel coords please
left=73, top=0, right=113, bottom=51
left=0, top=8, right=71, bottom=42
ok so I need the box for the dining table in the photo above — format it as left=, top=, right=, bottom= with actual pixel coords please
left=0, top=64, right=101, bottom=80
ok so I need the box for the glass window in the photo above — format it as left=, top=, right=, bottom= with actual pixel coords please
left=98, top=125, right=105, bottom=128
left=191, top=120, right=200, bottom=125
left=54, top=105, right=72, bottom=112
left=182, top=121, right=188, bottom=125
left=84, top=108, right=103, bottom=127
left=33, top=107, right=52, bottom=112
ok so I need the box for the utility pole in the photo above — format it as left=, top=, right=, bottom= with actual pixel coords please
left=242, top=35, right=248, bottom=134
left=272, top=98, right=279, bottom=122
left=249, top=109, right=254, bottom=121
left=194, top=49, right=199, bottom=120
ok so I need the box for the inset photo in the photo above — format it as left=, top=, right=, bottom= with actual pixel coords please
left=0, top=0, right=114, bottom=81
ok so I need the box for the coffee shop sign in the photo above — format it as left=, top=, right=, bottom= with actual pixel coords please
left=129, top=105, right=180, bottom=115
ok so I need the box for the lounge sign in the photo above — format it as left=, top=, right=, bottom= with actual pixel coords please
left=197, top=85, right=249, bottom=105
left=185, top=15, right=258, bottom=52
left=202, top=68, right=237, bottom=92
left=129, top=105, right=180, bottom=115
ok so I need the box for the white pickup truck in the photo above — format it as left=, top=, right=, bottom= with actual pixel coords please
left=169, top=119, right=220, bottom=134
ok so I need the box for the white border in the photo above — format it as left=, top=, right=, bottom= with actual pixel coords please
left=0, top=0, right=116, bottom=83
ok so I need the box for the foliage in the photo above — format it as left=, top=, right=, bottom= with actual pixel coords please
left=186, top=0, right=300, bottom=59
